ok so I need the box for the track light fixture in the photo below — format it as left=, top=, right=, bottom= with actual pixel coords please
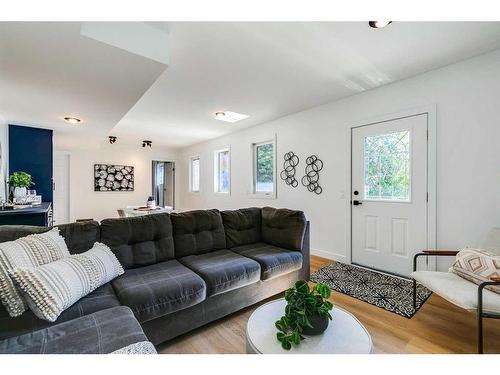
left=108, top=136, right=117, bottom=144
left=142, top=140, right=152, bottom=148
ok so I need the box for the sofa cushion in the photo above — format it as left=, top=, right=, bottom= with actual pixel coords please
left=221, top=208, right=261, bottom=248
left=261, top=207, right=306, bottom=251
left=100, top=213, right=174, bottom=269
left=57, top=220, right=100, bottom=254
left=231, top=242, right=303, bottom=280
left=0, top=306, right=146, bottom=354
left=0, top=225, right=50, bottom=243
left=179, top=249, right=261, bottom=296
left=171, top=209, right=226, bottom=258
left=112, top=260, right=206, bottom=323
left=0, top=283, right=120, bottom=341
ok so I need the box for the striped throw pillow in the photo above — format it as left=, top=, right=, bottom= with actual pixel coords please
left=0, top=228, right=70, bottom=317
left=450, top=247, right=500, bottom=293
left=10, top=242, right=124, bottom=322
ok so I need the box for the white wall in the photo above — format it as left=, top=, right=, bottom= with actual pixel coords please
left=60, top=143, right=179, bottom=223
left=0, top=117, right=7, bottom=201
left=178, top=49, right=500, bottom=263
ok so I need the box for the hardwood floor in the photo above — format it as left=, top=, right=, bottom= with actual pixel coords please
left=158, top=256, right=500, bottom=354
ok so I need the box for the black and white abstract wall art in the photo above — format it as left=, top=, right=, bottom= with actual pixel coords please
left=301, top=155, right=323, bottom=194
left=280, top=151, right=300, bottom=187
left=94, top=164, right=134, bottom=191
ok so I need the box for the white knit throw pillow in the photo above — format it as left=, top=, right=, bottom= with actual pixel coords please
left=0, top=228, right=70, bottom=317
left=10, top=242, right=124, bottom=322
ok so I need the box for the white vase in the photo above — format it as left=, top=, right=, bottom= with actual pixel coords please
left=13, top=186, right=27, bottom=202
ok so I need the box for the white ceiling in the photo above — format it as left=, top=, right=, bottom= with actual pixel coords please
left=0, top=22, right=167, bottom=149
left=2, top=22, right=500, bottom=149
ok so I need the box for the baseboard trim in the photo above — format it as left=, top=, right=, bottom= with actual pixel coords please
left=311, top=249, right=347, bottom=263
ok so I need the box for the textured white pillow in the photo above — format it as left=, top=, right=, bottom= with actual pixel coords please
left=10, top=242, right=124, bottom=322
left=0, top=228, right=70, bottom=317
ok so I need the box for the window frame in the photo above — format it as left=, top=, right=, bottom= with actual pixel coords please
left=213, top=147, right=231, bottom=195
left=249, top=136, right=276, bottom=199
left=189, top=156, right=201, bottom=194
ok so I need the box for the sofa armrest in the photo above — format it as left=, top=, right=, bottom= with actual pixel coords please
left=413, top=250, right=459, bottom=272
left=422, top=250, right=459, bottom=255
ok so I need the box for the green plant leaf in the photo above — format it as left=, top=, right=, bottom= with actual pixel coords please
left=281, top=339, right=292, bottom=350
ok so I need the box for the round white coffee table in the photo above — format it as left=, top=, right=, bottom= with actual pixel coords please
left=246, top=299, right=373, bottom=354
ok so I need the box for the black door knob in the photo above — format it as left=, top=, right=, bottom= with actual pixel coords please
left=352, top=200, right=363, bottom=206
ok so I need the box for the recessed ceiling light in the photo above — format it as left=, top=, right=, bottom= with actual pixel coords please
left=368, top=21, right=392, bottom=29
left=213, top=111, right=249, bottom=123
left=64, top=116, right=81, bottom=124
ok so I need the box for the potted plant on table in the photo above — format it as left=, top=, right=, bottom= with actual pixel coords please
left=8, top=171, right=34, bottom=202
left=275, top=280, right=333, bottom=350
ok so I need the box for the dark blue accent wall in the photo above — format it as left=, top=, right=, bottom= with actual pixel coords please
left=9, top=125, right=53, bottom=202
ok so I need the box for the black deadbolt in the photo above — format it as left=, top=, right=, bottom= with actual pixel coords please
left=353, top=190, right=359, bottom=196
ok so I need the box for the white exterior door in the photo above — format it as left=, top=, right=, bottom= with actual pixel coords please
left=351, top=114, right=428, bottom=277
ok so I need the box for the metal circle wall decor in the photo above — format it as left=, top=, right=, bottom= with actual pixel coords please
left=301, top=155, right=323, bottom=194
left=280, top=151, right=300, bottom=188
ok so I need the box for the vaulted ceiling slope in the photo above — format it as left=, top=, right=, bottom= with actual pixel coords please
left=0, top=22, right=168, bottom=149
left=2, top=22, right=500, bottom=149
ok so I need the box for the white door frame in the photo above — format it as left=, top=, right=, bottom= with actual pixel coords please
left=345, top=105, right=437, bottom=268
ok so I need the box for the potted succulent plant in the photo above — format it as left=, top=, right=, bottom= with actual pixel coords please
left=275, top=280, right=333, bottom=350
left=8, top=171, right=34, bottom=202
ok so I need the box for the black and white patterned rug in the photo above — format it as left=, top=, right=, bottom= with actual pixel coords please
left=310, top=262, right=432, bottom=318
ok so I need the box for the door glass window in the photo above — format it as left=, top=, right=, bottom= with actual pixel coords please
left=364, top=130, right=410, bottom=201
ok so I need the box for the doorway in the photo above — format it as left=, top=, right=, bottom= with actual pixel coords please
left=350, top=112, right=434, bottom=277
left=152, top=161, right=175, bottom=208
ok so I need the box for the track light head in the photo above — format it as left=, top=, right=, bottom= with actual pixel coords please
left=142, top=140, right=152, bottom=148
left=108, top=136, right=117, bottom=144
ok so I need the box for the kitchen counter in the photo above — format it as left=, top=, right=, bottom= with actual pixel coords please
left=0, top=202, right=53, bottom=226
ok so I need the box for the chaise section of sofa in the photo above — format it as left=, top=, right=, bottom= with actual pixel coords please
left=0, top=306, right=148, bottom=354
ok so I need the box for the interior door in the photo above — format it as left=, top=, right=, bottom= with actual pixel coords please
left=351, top=114, right=428, bottom=277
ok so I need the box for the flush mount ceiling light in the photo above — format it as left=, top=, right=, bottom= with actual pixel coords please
left=368, top=21, right=392, bottom=29
left=64, top=116, right=81, bottom=124
left=142, top=140, right=152, bottom=148
left=213, top=111, right=249, bottom=123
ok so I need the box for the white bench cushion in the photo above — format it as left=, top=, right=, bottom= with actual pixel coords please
left=411, top=271, right=500, bottom=314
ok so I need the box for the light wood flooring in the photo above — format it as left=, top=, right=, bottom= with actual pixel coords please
left=157, top=256, right=500, bottom=354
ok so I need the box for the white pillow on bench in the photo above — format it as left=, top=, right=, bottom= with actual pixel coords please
left=450, top=247, right=500, bottom=294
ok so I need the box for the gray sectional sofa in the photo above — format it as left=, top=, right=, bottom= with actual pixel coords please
left=0, top=207, right=310, bottom=353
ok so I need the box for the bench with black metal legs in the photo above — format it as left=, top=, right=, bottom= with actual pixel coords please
left=411, top=250, right=500, bottom=354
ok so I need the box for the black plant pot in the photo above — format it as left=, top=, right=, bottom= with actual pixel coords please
left=302, top=314, right=329, bottom=335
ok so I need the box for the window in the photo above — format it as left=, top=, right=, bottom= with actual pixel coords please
left=364, top=130, right=411, bottom=201
left=252, top=140, right=274, bottom=195
left=214, top=148, right=230, bottom=194
left=190, top=157, right=200, bottom=193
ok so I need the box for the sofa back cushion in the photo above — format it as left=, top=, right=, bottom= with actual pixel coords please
left=171, top=209, right=226, bottom=258
left=100, top=213, right=174, bottom=269
left=221, top=208, right=261, bottom=248
left=57, top=221, right=100, bottom=254
left=0, top=222, right=100, bottom=255
left=0, top=226, right=51, bottom=243
left=261, top=207, right=306, bottom=251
